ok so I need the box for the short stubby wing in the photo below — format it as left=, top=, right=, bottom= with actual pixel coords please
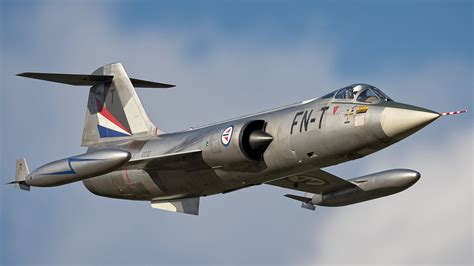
left=266, top=169, right=357, bottom=194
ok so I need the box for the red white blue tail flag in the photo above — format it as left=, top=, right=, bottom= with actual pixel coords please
left=96, top=102, right=132, bottom=137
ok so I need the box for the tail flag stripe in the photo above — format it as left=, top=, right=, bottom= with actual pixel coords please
left=97, top=102, right=131, bottom=134
left=97, top=110, right=132, bottom=133
left=97, top=125, right=131, bottom=138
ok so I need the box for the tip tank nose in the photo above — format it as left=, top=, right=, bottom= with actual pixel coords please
left=378, top=169, right=421, bottom=188
left=400, top=169, right=421, bottom=186
left=380, top=107, right=440, bottom=138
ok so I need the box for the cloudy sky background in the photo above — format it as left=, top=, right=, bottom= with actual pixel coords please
left=1, top=0, right=472, bottom=265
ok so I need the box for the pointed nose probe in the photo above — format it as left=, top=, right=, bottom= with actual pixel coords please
left=380, top=107, right=440, bottom=138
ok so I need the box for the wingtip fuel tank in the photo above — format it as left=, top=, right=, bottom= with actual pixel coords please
left=286, top=169, right=421, bottom=209
left=319, top=169, right=421, bottom=207
left=23, top=149, right=131, bottom=187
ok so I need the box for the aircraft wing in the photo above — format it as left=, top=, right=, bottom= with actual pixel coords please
left=266, top=169, right=357, bottom=194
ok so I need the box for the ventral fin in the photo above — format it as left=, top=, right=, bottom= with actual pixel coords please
left=151, top=197, right=200, bottom=215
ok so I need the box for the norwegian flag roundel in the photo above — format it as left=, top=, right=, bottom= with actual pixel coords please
left=221, top=126, right=234, bottom=146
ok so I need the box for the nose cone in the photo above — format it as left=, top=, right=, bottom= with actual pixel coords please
left=381, top=107, right=440, bottom=138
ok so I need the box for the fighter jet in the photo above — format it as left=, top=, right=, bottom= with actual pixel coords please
left=9, top=63, right=466, bottom=215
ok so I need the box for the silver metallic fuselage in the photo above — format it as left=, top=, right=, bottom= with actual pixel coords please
left=15, top=64, right=458, bottom=214
left=82, top=98, right=438, bottom=201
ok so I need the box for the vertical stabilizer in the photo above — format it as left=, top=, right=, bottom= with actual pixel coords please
left=82, top=63, right=159, bottom=146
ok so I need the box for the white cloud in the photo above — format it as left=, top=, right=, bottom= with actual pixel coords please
left=304, top=126, right=473, bottom=264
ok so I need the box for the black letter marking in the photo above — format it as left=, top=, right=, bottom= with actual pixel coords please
left=291, top=111, right=304, bottom=134
left=299, top=109, right=314, bottom=132
left=319, top=106, right=330, bottom=129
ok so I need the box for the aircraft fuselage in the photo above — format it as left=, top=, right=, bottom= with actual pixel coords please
left=82, top=99, right=436, bottom=201
left=15, top=63, right=460, bottom=214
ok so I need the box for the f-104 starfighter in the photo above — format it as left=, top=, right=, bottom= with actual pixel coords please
left=9, top=63, right=466, bottom=215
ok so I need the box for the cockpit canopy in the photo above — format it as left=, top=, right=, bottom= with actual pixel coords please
left=321, top=84, right=393, bottom=103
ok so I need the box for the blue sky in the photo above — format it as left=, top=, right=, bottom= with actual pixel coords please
left=1, top=0, right=472, bottom=265
left=115, top=1, right=473, bottom=71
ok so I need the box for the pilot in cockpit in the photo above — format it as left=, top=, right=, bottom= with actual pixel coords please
left=321, top=84, right=393, bottom=103
left=352, top=85, right=363, bottom=96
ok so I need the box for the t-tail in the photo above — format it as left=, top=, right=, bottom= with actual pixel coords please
left=17, top=62, right=174, bottom=146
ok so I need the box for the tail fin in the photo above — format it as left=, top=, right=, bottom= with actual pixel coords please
left=17, top=63, right=175, bottom=146
left=10, top=158, right=30, bottom=191
left=82, top=63, right=160, bottom=146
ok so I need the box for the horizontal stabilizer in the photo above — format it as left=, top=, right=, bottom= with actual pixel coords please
left=129, top=77, right=175, bottom=88
left=17, top=72, right=175, bottom=88
left=151, top=197, right=200, bottom=215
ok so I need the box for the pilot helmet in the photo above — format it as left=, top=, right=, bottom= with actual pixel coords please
left=352, top=84, right=364, bottom=95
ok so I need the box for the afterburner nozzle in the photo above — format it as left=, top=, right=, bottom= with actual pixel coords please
left=248, top=130, right=274, bottom=153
